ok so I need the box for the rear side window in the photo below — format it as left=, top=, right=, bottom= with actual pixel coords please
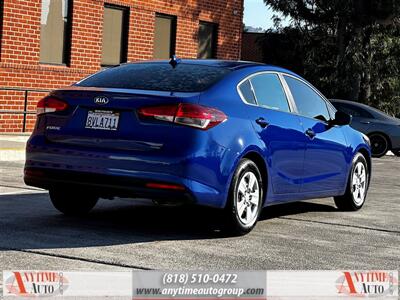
left=284, top=76, right=331, bottom=122
left=238, top=80, right=257, bottom=105
left=76, top=63, right=231, bottom=92
left=250, top=73, right=290, bottom=112
left=332, top=103, right=355, bottom=116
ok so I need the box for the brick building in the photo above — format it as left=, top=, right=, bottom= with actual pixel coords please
left=241, top=32, right=264, bottom=63
left=0, top=0, right=243, bottom=133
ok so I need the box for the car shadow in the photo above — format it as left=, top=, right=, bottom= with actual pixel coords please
left=259, top=201, right=337, bottom=221
left=0, top=192, right=336, bottom=251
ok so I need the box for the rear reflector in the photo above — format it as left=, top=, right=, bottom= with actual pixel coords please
left=138, top=103, right=227, bottom=130
left=37, top=97, right=68, bottom=115
left=146, top=182, right=185, bottom=191
left=24, top=168, right=45, bottom=177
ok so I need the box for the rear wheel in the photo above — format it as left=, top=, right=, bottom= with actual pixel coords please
left=49, top=188, right=98, bottom=216
left=224, top=159, right=263, bottom=235
left=368, top=133, right=389, bottom=158
left=334, top=153, right=369, bottom=211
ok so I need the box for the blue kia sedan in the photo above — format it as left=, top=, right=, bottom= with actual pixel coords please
left=24, top=60, right=371, bottom=234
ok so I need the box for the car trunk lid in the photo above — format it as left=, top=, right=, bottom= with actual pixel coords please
left=43, top=87, right=200, bottom=152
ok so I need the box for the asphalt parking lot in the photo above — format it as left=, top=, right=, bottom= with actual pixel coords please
left=0, top=156, right=399, bottom=273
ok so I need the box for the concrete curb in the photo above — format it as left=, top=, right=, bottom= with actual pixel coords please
left=0, top=135, right=28, bottom=161
left=0, top=149, right=26, bottom=161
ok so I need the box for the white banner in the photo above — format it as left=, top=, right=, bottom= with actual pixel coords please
left=266, top=271, right=398, bottom=298
left=3, top=271, right=132, bottom=297
left=2, top=270, right=398, bottom=298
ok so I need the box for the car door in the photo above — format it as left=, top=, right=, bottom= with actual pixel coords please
left=238, top=72, right=306, bottom=195
left=283, top=75, right=348, bottom=193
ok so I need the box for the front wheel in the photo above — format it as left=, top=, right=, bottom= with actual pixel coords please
left=334, top=153, right=369, bottom=211
left=224, top=159, right=263, bottom=235
left=49, top=188, right=99, bottom=216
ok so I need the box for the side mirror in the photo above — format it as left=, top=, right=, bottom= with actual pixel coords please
left=330, top=111, right=352, bottom=126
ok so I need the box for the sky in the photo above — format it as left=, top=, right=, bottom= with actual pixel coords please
left=243, top=0, right=289, bottom=30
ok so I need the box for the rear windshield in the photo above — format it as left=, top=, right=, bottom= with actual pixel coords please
left=76, top=63, right=231, bottom=92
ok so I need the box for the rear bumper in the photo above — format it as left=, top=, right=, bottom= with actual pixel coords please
left=24, top=167, right=195, bottom=205
left=24, top=135, right=229, bottom=208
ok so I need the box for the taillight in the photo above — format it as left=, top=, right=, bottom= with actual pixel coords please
left=138, top=103, right=227, bottom=130
left=37, top=97, right=68, bottom=115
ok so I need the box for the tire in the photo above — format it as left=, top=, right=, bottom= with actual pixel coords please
left=224, top=159, right=264, bottom=235
left=49, top=187, right=98, bottom=216
left=334, top=153, right=369, bottom=211
left=368, top=133, right=389, bottom=158
left=393, top=150, right=400, bottom=157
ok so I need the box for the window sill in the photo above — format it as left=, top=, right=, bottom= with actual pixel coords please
left=39, top=63, right=69, bottom=68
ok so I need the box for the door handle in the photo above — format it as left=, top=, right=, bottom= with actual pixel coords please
left=255, top=117, right=269, bottom=128
left=305, top=128, right=316, bottom=139
left=360, top=120, right=371, bottom=124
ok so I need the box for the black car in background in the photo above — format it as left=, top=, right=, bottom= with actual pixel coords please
left=330, top=99, right=400, bottom=158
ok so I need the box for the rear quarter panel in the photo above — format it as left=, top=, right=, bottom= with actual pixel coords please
left=196, top=69, right=272, bottom=207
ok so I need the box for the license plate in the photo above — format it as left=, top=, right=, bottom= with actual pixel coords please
left=85, top=110, right=119, bottom=131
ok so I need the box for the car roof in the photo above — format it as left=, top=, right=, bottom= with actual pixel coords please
left=330, top=99, right=384, bottom=114
left=330, top=99, right=398, bottom=121
left=170, top=59, right=264, bottom=70
left=126, top=59, right=291, bottom=72
left=330, top=99, right=372, bottom=109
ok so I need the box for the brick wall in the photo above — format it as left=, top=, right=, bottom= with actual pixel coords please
left=241, top=32, right=264, bottom=63
left=0, top=0, right=243, bottom=133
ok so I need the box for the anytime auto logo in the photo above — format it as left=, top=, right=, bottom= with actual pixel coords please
left=4, top=271, right=69, bottom=297
left=336, top=271, right=398, bottom=296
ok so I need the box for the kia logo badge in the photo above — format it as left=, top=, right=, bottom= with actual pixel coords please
left=94, top=96, right=109, bottom=105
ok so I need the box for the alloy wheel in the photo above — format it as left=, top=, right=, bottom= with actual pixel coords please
left=352, top=162, right=367, bottom=206
left=236, top=171, right=260, bottom=226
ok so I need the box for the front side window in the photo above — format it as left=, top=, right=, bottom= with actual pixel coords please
left=40, top=0, right=71, bottom=64
left=249, top=73, right=291, bottom=112
left=284, top=76, right=331, bottom=122
left=198, top=21, right=217, bottom=59
left=341, top=103, right=374, bottom=119
left=102, top=5, right=129, bottom=66
left=153, top=14, right=176, bottom=59
left=332, top=103, right=356, bottom=117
